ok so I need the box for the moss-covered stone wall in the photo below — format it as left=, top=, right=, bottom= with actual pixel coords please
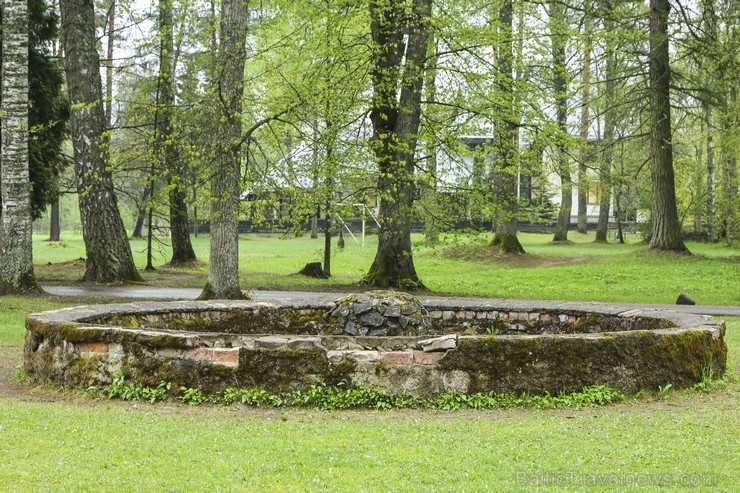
left=24, top=298, right=727, bottom=397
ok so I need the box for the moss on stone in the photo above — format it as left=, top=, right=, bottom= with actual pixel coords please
left=236, top=348, right=350, bottom=392
left=439, top=330, right=727, bottom=395
left=151, top=308, right=325, bottom=336
left=64, top=354, right=105, bottom=387
left=24, top=301, right=727, bottom=398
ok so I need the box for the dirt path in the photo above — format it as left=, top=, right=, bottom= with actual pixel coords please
left=0, top=346, right=28, bottom=400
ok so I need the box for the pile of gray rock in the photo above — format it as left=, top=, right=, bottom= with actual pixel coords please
left=324, top=290, right=431, bottom=336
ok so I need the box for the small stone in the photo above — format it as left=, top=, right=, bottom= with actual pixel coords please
left=337, top=305, right=350, bottom=318
left=78, top=342, right=109, bottom=354
left=401, top=306, right=414, bottom=315
left=254, top=336, right=289, bottom=350
left=384, top=305, right=401, bottom=318
left=354, top=303, right=372, bottom=315
left=360, top=311, right=384, bottom=327
left=367, top=329, right=387, bottom=337
left=399, top=316, right=409, bottom=329
left=413, top=350, right=446, bottom=365
left=287, top=337, right=324, bottom=352
left=676, top=293, right=696, bottom=305
left=345, top=320, right=358, bottom=335
left=442, top=311, right=455, bottom=321
left=212, top=348, right=240, bottom=367
left=327, top=351, right=344, bottom=362
left=380, top=351, right=414, bottom=365
left=418, top=334, right=458, bottom=352
left=343, top=350, right=380, bottom=362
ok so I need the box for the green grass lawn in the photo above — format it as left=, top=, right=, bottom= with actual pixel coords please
left=2, top=232, right=738, bottom=491
left=1, top=392, right=738, bottom=492
left=33, top=231, right=740, bottom=305
left=0, top=292, right=739, bottom=491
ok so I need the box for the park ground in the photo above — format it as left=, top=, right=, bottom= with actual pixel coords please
left=0, top=232, right=738, bottom=491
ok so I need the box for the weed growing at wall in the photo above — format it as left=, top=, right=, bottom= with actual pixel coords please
left=90, top=372, right=170, bottom=403
left=91, top=374, right=627, bottom=410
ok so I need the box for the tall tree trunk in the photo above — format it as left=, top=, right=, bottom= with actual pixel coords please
left=595, top=5, right=616, bottom=243
left=704, top=103, right=716, bottom=241
left=364, top=0, right=431, bottom=289
left=310, top=213, right=318, bottom=239
left=60, top=0, right=142, bottom=282
left=323, top=217, right=332, bottom=276
left=421, top=33, right=440, bottom=245
left=49, top=195, right=61, bottom=241
left=490, top=0, right=524, bottom=254
left=48, top=0, right=63, bottom=244
left=550, top=0, right=571, bottom=243
left=192, top=186, right=199, bottom=237
left=105, top=0, right=114, bottom=127
left=132, top=187, right=148, bottom=238
left=1, top=0, right=41, bottom=294
left=322, top=120, right=334, bottom=277
left=169, top=187, right=195, bottom=263
left=577, top=0, right=591, bottom=234
left=200, top=0, right=248, bottom=299
left=648, top=0, right=688, bottom=252
left=720, top=87, right=738, bottom=244
left=157, top=0, right=195, bottom=265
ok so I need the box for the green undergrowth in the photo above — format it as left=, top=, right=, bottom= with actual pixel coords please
left=91, top=373, right=626, bottom=410
left=88, top=363, right=738, bottom=411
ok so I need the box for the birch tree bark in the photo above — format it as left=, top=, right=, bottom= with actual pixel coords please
left=60, top=0, right=143, bottom=282
left=1, top=0, right=41, bottom=294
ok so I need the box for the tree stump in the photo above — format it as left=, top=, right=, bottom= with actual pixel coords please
left=298, top=262, right=329, bottom=279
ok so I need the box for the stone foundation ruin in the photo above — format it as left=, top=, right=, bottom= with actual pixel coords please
left=24, top=292, right=727, bottom=398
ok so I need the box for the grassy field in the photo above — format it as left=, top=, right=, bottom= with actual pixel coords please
left=0, top=232, right=737, bottom=491
left=0, top=293, right=738, bottom=491
left=33, top=231, right=740, bottom=305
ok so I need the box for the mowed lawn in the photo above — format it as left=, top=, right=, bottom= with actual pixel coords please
left=0, top=298, right=738, bottom=491
left=1, top=232, right=737, bottom=491
left=33, top=231, right=740, bottom=305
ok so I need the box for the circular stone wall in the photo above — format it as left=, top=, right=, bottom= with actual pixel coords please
left=24, top=295, right=727, bottom=398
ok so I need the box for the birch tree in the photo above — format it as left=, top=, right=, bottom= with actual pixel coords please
left=60, top=0, right=143, bottom=282
left=1, top=0, right=41, bottom=294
